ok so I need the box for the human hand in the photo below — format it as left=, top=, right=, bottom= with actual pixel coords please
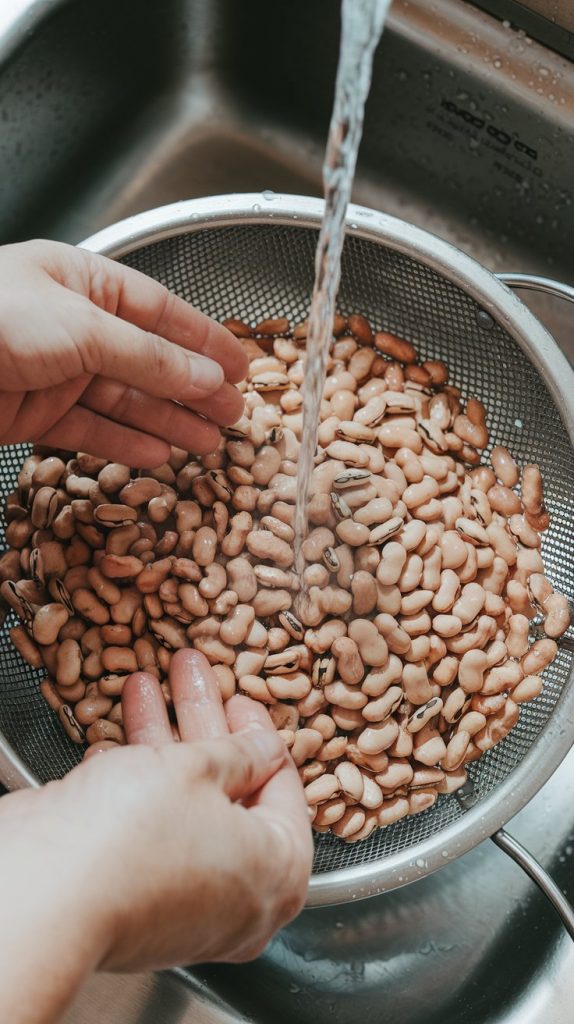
left=0, top=240, right=248, bottom=466
left=6, top=649, right=311, bottom=985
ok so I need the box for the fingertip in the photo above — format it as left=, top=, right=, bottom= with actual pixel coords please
left=122, top=670, right=161, bottom=705
left=170, top=648, right=211, bottom=678
left=169, top=648, right=229, bottom=741
left=226, top=694, right=276, bottom=733
left=186, top=355, right=225, bottom=396
left=122, top=671, right=172, bottom=746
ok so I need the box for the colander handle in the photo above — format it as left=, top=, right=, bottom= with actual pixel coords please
left=491, top=828, right=574, bottom=940
left=496, top=273, right=574, bottom=305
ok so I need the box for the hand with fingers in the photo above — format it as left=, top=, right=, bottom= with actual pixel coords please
left=0, top=239, right=248, bottom=466
left=0, top=649, right=312, bottom=1024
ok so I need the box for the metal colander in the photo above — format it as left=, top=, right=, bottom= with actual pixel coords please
left=1, top=194, right=574, bottom=910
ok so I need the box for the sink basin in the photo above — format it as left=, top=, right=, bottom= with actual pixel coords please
left=1, top=0, right=574, bottom=1020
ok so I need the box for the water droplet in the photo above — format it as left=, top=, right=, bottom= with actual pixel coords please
left=416, top=857, right=425, bottom=868
left=477, top=310, right=494, bottom=330
left=262, top=189, right=275, bottom=201
left=252, top=203, right=261, bottom=212
left=493, top=58, right=502, bottom=69
left=515, top=418, right=523, bottom=429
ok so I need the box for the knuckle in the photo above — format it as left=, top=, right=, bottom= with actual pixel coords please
left=143, top=331, right=175, bottom=383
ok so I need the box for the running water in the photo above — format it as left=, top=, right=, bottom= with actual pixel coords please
left=293, top=0, right=391, bottom=579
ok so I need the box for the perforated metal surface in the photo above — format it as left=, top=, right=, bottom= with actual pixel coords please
left=1, top=207, right=573, bottom=890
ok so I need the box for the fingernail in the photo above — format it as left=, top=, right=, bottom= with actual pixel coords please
left=245, top=729, right=285, bottom=763
left=188, top=356, right=224, bottom=393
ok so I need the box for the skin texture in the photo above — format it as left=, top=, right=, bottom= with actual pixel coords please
left=0, top=240, right=248, bottom=466
left=0, top=651, right=312, bottom=1024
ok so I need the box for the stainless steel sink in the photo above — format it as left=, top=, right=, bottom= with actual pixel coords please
left=1, top=0, right=574, bottom=1020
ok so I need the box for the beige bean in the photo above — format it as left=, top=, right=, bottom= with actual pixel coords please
left=515, top=546, right=544, bottom=586
left=357, top=718, right=399, bottom=755
left=74, top=684, right=113, bottom=726
left=246, top=529, right=294, bottom=568
left=251, top=588, right=292, bottom=618
left=407, top=697, right=443, bottom=733
left=330, top=636, right=365, bottom=684
left=432, top=614, right=462, bottom=638
left=521, top=464, right=544, bottom=513
left=10, top=625, right=44, bottom=668
left=490, top=445, right=518, bottom=487
left=375, top=542, right=407, bottom=586
left=85, top=719, right=125, bottom=746
left=481, top=661, right=524, bottom=695
left=100, top=554, right=144, bottom=579
left=432, top=569, right=460, bottom=613
left=522, top=638, right=557, bottom=675
left=484, top=523, right=516, bottom=566
left=452, top=582, right=485, bottom=624
left=351, top=571, right=378, bottom=616
left=456, top=517, right=488, bottom=547
left=32, top=604, right=70, bottom=645
left=119, top=477, right=162, bottom=507
left=335, top=519, right=369, bottom=546
left=506, top=614, right=530, bottom=659
left=486, top=484, right=521, bottom=517
left=458, top=649, right=489, bottom=693
left=402, top=663, right=434, bottom=704
left=432, top=655, right=459, bottom=687
left=362, top=686, right=403, bottom=723
left=219, top=604, right=255, bottom=646
left=348, top=618, right=389, bottom=667
left=543, top=593, right=571, bottom=639
left=335, top=761, right=365, bottom=802
left=324, top=679, right=368, bottom=710
left=474, top=699, right=519, bottom=752
left=509, top=514, right=541, bottom=549
left=376, top=796, right=409, bottom=827
left=440, top=530, right=468, bottom=569
left=442, top=687, right=469, bottom=724
left=512, top=674, right=543, bottom=703
left=374, top=331, right=416, bottom=363
left=101, top=647, right=138, bottom=674
left=304, top=774, right=340, bottom=806
left=362, top=655, right=403, bottom=697
left=303, top=622, right=345, bottom=658
left=55, top=638, right=82, bottom=687
left=189, top=526, right=216, bottom=567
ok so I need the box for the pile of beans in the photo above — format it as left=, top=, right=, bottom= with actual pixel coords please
left=0, top=313, right=570, bottom=843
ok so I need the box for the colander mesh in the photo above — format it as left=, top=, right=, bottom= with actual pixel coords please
left=0, top=223, right=572, bottom=875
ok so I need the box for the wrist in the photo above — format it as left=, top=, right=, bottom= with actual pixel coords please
left=0, top=786, right=113, bottom=1021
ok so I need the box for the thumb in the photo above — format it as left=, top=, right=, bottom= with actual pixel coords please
left=193, top=729, right=287, bottom=802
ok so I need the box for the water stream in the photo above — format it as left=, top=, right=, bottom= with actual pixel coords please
left=293, top=0, right=391, bottom=578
